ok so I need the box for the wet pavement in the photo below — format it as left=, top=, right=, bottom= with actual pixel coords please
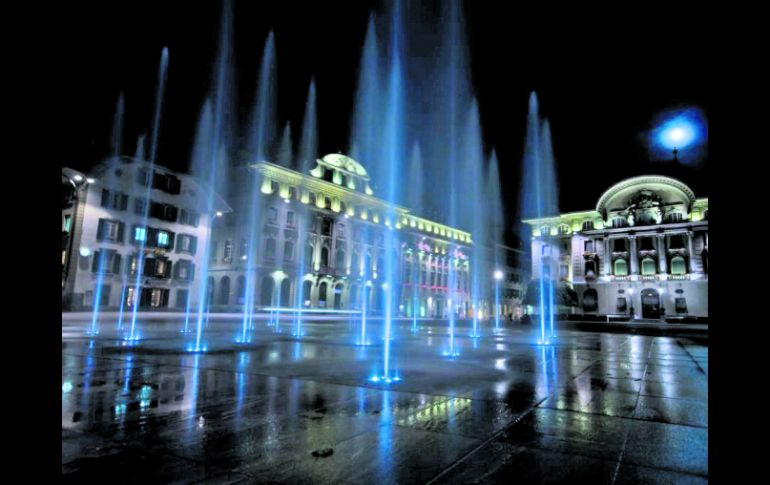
left=62, top=315, right=708, bottom=483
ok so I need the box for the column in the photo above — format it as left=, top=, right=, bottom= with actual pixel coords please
left=686, top=231, right=695, bottom=273
left=657, top=234, right=667, bottom=273
left=604, top=238, right=611, bottom=275
left=629, top=236, right=638, bottom=275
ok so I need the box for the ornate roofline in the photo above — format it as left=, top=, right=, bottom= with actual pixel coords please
left=596, top=175, right=697, bottom=214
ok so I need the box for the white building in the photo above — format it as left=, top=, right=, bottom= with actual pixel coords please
left=207, top=153, right=527, bottom=320
left=62, top=157, right=230, bottom=311
left=524, top=175, right=708, bottom=320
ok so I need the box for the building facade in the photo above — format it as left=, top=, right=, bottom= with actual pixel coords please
left=62, top=157, right=229, bottom=311
left=207, top=153, right=525, bottom=319
left=524, top=175, right=708, bottom=320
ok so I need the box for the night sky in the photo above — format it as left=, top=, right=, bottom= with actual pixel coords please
left=62, top=1, right=708, bottom=247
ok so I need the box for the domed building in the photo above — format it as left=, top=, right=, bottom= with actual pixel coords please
left=206, top=154, right=528, bottom=319
left=524, top=175, right=708, bottom=320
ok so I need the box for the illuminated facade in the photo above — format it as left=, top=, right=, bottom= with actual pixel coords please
left=62, top=158, right=230, bottom=311
left=208, top=153, right=506, bottom=318
left=524, top=175, right=708, bottom=320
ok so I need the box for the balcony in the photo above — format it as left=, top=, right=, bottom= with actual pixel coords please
left=611, top=275, right=631, bottom=281
left=669, top=274, right=690, bottom=280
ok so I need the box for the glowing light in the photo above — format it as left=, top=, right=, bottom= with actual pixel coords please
left=494, top=269, right=504, bottom=281
left=216, top=211, right=223, bottom=217
left=62, top=382, right=73, bottom=393
left=86, top=177, right=96, bottom=184
left=79, top=247, right=91, bottom=257
left=73, top=174, right=83, bottom=182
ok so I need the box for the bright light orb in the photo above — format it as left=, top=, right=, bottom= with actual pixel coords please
left=652, top=107, right=706, bottom=156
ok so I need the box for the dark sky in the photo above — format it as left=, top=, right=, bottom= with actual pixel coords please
left=62, top=1, right=708, bottom=244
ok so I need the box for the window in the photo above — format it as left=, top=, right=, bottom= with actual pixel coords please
left=582, top=289, right=598, bottom=312
left=134, top=227, right=147, bottom=243
left=101, top=190, right=128, bottom=210
left=613, top=258, right=628, bottom=276
left=179, top=209, right=199, bottom=227
left=584, top=260, right=596, bottom=277
left=641, top=257, right=656, bottom=276
left=177, top=234, right=196, bottom=254
left=582, top=220, right=594, bottom=231
left=540, top=226, right=550, bottom=237
left=157, top=231, right=170, bottom=247
left=305, top=244, right=314, bottom=268
left=613, top=239, right=627, bottom=252
left=612, top=217, right=626, bottom=228
left=265, top=238, right=276, bottom=260
left=667, top=212, right=683, bottom=223
left=267, top=207, right=278, bottom=224
left=137, top=169, right=151, bottom=186
left=149, top=288, right=168, bottom=308
left=669, top=234, right=685, bottom=249
left=97, top=219, right=124, bottom=243
left=91, top=250, right=121, bottom=274
left=671, top=256, right=686, bottom=275
left=63, top=215, right=72, bottom=233
left=223, top=239, right=233, bottom=263
left=321, top=218, right=333, bottom=236
left=287, top=211, right=295, bottom=227
left=640, top=237, right=655, bottom=251
left=152, top=171, right=182, bottom=194
left=134, top=198, right=148, bottom=216
left=175, top=289, right=189, bottom=309
left=559, top=224, right=570, bottom=235
left=584, top=240, right=594, bottom=252
left=150, top=202, right=178, bottom=222
left=283, top=240, right=294, bottom=262
left=321, top=247, right=330, bottom=267
left=335, top=247, right=345, bottom=269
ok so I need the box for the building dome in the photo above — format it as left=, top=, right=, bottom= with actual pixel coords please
left=596, top=175, right=697, bottom=217
left=319, top=153, right=370, bottom=180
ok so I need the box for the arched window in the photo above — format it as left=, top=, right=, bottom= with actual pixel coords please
left=219, top=276, right=230, bottom=305
left=236, top=275, right=246, bottom=305
left=280, top=278, right=290, bottom=306
left=582, top=220, right=594, bottom=231
left=321, top=247, right=330, bottom=268
left=333, top=283, right=343, bottom=309
left=352, top=250, right=360, bottom=271
left=305, top=243, right=314, bottom=268
left=335, top=247, right=345, bottom=269
left=260, top=276, right=274, bottom=306
left=302, top=280, right=313, bottom=306
left=318, top=281, right=328, bottom=306
left=671, top=256, right=686, bottom=275
left=283, top=240, right=294, bottom=262
left=265, top=238, right=276, bottom=260
left=641, top=257, right=656, bottom=276
left=613, top=258, right=628, bottom=276
left=559, top=224, right=570, bottom=235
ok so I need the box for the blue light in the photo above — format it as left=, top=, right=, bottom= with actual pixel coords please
left=650, top=107, right=707, bottom=162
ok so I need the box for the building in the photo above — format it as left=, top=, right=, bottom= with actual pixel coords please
left=208, top=153, right=526, bottom=319
left=524, top=175, right=708, bottom=320
left=62, top=157, right=230, bottom=311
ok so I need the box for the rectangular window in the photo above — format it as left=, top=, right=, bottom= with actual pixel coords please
left=180, top=235, right=191, bottom=252
left=267, top=207, right=278, bottom=223
left=287, top=211, right=295, bottom=227
left=134, top=227, right=146, bottom=242
left=157, top=231, right=170, bottom=247
left=613, top=239, right=627, bottom=252
left=63, top=215, right=72, bottom=232
left=101, top=189, right=111, bottom=207
left=103, top=220, right=119, bottom=240
left=180, top=209, right=199, bottom=227
left=175, top=289, right=189, bottom=309
left=223, top=239, right=233, bottom=263
left=584, top=240, right=594, bottom=252
left=134, top=198, right=147, bottom=216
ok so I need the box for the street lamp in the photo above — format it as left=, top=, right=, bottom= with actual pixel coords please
left=493, top=269, right=503, bottom=329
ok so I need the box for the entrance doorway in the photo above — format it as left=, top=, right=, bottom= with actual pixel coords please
left=641, top=289, right=661, bottom=319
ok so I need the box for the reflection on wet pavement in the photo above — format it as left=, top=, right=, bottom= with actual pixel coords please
left=62, top=317, right=707, bottom=483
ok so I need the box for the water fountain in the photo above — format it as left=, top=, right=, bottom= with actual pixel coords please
left=188, top=0, right=235, bottom=352
left=238, top=30, right=277, bottom=344
left=486, top=149, right=504, bottom=329
left=126, top=46, right=169, bottom=345
left=292, top=79, right=318, bottom=338
left=520, top=92, right=559, bottom=344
